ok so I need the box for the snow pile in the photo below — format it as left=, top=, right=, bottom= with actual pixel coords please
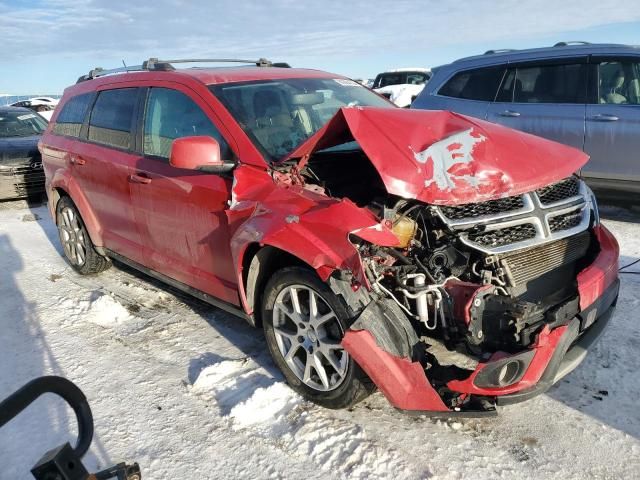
left=191, top=359, right=424, bottom=479
left=58, top=291, right=147, bottom=334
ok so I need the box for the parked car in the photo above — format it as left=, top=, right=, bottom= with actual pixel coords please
left=412, top=42, right=640, bottom=195
left=10, top=97, right=59, bottom=121
left=373, top=68, right=431, bottom=107
left=39, top=58, right=619, bottom=415
left=0, top=106, right=47, bottom=200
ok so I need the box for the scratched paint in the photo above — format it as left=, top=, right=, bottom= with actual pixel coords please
left=411, top=128, right=486, bottom=191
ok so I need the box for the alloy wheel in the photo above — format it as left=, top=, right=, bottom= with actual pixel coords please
left=58, top=206, right=88, bottom=266
left=272, top=285, right=349, bottom=392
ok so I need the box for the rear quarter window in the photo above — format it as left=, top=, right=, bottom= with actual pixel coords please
left=438, top=66, right=505, bottom=101
left=52, top=92, right=94, bottom=137
left=88, top=88, right=138, bottom=150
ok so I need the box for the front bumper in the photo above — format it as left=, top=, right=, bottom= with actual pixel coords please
left=342, top=225, right=620, bottom=415
left=0, top=163, right=46, bottom=200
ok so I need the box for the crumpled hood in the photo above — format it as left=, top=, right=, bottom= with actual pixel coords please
left=0, top=135, right=41, bottom=165
left=286, top=107, right=589, bottom=205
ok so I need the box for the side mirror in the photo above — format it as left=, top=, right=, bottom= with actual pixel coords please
left=169, top=136, right=235, bottom=173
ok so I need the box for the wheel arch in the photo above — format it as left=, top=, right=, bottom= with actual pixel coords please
left=241, top=243, right=306, bottom=327
left=49, top=175, right=105, bottom=254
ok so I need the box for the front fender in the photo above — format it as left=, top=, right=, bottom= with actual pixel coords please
left=227, top=165, right=398, bottom=315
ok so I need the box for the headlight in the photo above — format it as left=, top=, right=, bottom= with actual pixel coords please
left=585, top=183, right=600, bottom=226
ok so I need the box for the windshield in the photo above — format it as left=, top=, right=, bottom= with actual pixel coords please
left=210, top=78, right=392, bottom=161
left=0, top=110, right=47, bottom=138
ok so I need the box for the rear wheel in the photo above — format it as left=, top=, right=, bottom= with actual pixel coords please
left=262, top=267, right=374, bottom=409
left=56, top=196, right=111, bottom=275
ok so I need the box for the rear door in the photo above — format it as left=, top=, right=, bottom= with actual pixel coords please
left=72, top=87, right=146, bottom=263
left=583, top=56, right=640, bottom=192
left=485, top=58, right=588, bottom=151
left=129, top=85, right=239, bottom=305
left=413, top=65, right=505, bottom=119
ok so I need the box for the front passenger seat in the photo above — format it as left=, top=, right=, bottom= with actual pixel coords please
left=605, top=70, right=628, bottom=104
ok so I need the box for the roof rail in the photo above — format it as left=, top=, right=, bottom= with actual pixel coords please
left=483, top=48, right=518, bottom=55
left=553, top=41, right=591, bottom=47
left=76, top=57, right=288, bottom=83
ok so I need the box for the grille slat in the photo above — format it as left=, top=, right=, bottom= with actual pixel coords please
left=440, top=195, right=525, bottom=220
left=549, top=210, right=583, bottom=232
left=468, top=223, right=537, bottom=248
left=536, top=177, right=580, bottom=205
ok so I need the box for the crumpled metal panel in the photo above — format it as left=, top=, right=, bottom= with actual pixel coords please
left=226, top=165, right=398, bottom=313
left=285, top=107, right=589, bottom=206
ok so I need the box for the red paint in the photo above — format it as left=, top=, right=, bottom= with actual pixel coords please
left=577, top=225, right=619, bottom=310
left=169, top=136, right=223, bottom=170
left=446, top=325, right=567, bottom=396
left=342, top=329, right=449, bottom=412
left=286, top=108, right=589, bottom=205
left=445, top=280, right=492, bottom=326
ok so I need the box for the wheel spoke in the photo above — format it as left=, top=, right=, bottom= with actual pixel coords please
left=303, top=351, right=313, bottom=384
left=313, top=311, right=336, bottom=328
left=313, top=353, right=330, bottom=389
left=319, top=349, right=343, bottom=374
left=290, top=287, right=303, bottom=315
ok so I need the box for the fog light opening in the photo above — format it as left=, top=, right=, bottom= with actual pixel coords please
left=497, top=360, right=521, bottom=386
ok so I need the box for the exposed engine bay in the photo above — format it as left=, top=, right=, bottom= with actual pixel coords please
left=294, top=147, right=600, bottom=382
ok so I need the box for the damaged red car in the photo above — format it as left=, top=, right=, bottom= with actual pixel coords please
left=39, top=59, right=619, bottom=415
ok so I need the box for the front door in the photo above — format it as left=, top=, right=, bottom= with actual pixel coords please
left=583, top=56, right=640, bottom=192
left=129, top=86, right=239, bottom=305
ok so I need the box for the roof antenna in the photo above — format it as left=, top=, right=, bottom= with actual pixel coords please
left=122, top=59, right=127, bottom=68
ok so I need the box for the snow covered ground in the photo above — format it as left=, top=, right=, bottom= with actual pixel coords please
left=1, top=200, right=639, bottom=479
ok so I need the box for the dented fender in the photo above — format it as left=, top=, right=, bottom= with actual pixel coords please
left=227, top=165, right=398, bottom=315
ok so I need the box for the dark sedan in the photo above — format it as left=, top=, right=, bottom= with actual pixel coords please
left=0, top=106, right=47, bottom=200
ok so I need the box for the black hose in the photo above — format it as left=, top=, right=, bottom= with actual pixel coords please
left=0, top=376, right=94, bottom=458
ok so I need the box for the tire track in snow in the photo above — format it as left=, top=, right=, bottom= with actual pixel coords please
left=190, top=358, right=430, bottom=480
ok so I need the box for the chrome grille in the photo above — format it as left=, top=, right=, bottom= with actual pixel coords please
left=434, top=176, right=590, bottom=254
left=549, top=210, right=583, bottom=232
left=536, top=177, right=580, bottom=205
left=469, top=223, right=536, bottom=248
left=0, top=162, right=45, bottom=199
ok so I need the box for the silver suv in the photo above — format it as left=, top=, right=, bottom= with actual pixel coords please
left=412, top=42, right=640, bottom=195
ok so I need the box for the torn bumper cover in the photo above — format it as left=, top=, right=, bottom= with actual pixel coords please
left=341, top=225, right=619, bottom=415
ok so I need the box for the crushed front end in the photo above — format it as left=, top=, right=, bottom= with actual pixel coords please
left=342, top=176, right=619, bottom=415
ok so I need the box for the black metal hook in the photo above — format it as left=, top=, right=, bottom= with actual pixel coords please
left=0, top=376, right=94, bottom=458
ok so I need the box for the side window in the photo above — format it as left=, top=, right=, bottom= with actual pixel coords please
left=438, top=66, right=505, bottom=101
left=597, top=60, right=640, bottom=105
left=143, top=87, right=230, bottom=160
left=52, top=93, right=93, bottom=137
left=88, top=88, right=137, bottom=149
left=510, top=63, right=587, bottom=104
left=406, top=73, right=429, bottom=85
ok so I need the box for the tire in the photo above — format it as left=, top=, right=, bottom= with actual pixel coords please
left=56, top=196, right=111, bottom=275
left=262, top=266, right=375, bottom=409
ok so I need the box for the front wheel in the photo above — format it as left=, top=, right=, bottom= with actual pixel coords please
left=262, top=267, right=374, bottom=409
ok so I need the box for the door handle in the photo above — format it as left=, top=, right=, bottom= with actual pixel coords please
left=70, top=156, right=86, bottom=166
left=128, top=174, right=152, bottom=185
left=588, top=114, right=619, bottom=122
left=499, top=110, right=521, bottom=117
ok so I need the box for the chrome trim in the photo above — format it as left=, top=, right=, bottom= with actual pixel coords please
left=436, top=194, right=534, bottom=227
left=436, top=178, right=590, bottom=254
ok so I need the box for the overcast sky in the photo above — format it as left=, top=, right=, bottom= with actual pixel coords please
left=1, top=0, right=639, bottom=93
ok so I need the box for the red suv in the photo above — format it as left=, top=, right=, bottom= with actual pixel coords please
left=40, top=58, right=619, bottom=415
